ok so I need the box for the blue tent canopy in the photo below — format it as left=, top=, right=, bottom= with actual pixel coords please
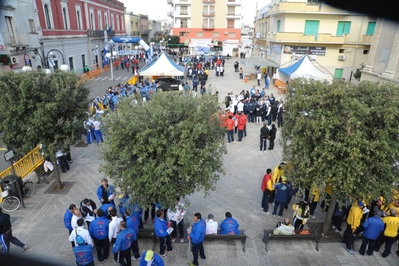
left=139, top=52, right=185, bottom=76
left=278, top=56, right=305, bottom=76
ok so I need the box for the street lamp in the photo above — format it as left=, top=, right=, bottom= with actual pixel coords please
left=23, top=42, right=69, bottom=72
left=106, top=50, right=117, bottom=81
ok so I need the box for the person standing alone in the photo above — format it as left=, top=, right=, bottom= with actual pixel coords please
left=188, top=213, right=206, bottom=266
left=0, top=207, right=28, bottom=254
left=261, top=169, right=273, bottom=214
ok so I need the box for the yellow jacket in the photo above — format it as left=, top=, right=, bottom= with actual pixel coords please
left=382, top=216, right=399, bottom=237
left=383, top=203, right=399, bottom=214
left=309, top=186, right=320, bottom=203
left=347, top=204, right=363, bottom=231
left=325, top=178, right=333, bottom=195
left=272, top=165, right=284, bottom=184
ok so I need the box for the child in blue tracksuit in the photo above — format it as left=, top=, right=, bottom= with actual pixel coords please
left=219, top=212, right=240, bottom=234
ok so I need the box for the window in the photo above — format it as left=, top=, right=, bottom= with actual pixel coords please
left=363, top=50, right=369, bottom=55
left=197, top=32, right=204, bottom=37
left=5, top=16, right=16, bottom=44
left=277, top=20, right=281, bottom=32
left=339, top=49, right=345, bottom=54
left=81, top=54, right=86, bottom=68
left=180, top=19, right=188, bottom=27
left=121, top=17, right=124, bottom=31
left=366, top=22, right=376, bottom=35
left=69, top=57, right=74, bottom=71
left=76, top=6, right=83, bottom=30
left=227, top=19, right=234, bottom=28
left=90, top=9, right=95, bottom=30
left=28, top=19, right=36, bottom=33
left=228, top=32, right=236, bottom=38
left=304, top=20, right=319, bottom=40
left=98, top=11, right=103, bottom=30
left=180, top=6, right=188, bottom=15
left=116, top=15, right=120, bottom=30
left=227, top=6, right=235, bottom=15
left=179, top=31, right=187, bottom=36
left=334, top=68, right=343, bottom=79
left=104, top=13, right=108, bottom=28
left=336, top=21, right=351, bottom=36
left=44, top=4, right=52, bottom=29
left=62, top=8, right=69, bottom=29
left=213, top=32, right=220, bottom=37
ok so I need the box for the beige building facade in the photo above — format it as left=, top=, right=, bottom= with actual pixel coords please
left=361, top=19, right=399, bottom=84
left=124, top=12, right=141, bottom=37
left=254, top=0, right=376, bottom=80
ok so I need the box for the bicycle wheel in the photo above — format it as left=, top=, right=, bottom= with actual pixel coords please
left=1, top=196, right=21, bottom=212
left=23, top=181, right=35, bottom=197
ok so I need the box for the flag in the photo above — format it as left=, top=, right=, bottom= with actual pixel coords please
left=104, top=23, right=108, bottom=43
left=107, top=24, right=113, bottom=33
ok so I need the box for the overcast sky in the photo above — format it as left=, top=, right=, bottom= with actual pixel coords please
left=120, top=0, right=268, bottom=25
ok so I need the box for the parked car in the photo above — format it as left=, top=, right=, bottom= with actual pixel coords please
left=155, top=77, right=182, bottom=92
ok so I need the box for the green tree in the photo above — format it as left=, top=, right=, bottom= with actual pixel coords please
left=282, top=79, right=399, bottom=235
left=0, top=71, right=90, bottom=189
left=100, top=93, right=226, bottom=208
left=166, top=35, right=181, bottom=44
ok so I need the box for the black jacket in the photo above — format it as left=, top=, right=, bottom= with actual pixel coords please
left=79, top=199, right=97, bottom=218
left=260, top=126, right=269, bottom=139
left=0, top=212, right=12, bottom=234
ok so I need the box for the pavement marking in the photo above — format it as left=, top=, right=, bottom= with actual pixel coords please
left=93, top=77, right=103, bottom=81
left=115, top=77, right=122, bottom=80
left=100, top=77, right=109, bottom=81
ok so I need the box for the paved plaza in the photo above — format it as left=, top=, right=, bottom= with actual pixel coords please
left=3, top=57, right=398, bottom=266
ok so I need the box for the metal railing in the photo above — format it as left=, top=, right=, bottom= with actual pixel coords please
left=0, top=146, right=44, bottom=179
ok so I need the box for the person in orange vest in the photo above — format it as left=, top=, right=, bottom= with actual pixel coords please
left=225, top=115, right=235, bottom=143
left=236, top=111, right=247, bottom=142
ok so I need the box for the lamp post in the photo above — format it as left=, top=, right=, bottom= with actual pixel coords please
left=23, top=42, right=69, bottom=72
left=106, top=46, right=117, bottom=81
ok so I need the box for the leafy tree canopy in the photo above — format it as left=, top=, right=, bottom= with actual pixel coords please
left=282, top=79, right=399, bottom=202
left=0, top=71, right=89, bottom=187
left=100, top=92, right=226, bottom=209
left=166, top=35, right=181, bottom=44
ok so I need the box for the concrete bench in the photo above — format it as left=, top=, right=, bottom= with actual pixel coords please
left=262, top=229, right=323, bottom=252
left=204, top=230, right=247, bottom=252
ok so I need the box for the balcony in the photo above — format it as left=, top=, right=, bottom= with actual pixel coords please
left=87, top=30, right=115, bottom=38
left=226, top=12, right=241, bottom=17
left=271, top=2, right=349, bottom=14
left=202, top=24, right=214, bottom=29
left=179, top=11, right=189, bottom=15
left=142, top=30, right=149, bottom=35
left=167, top=11, right=174, bottom=17
left=268, top=32, right=345, bottom=44
left=203, top=11, right=215, bottom=17
left=227, top=0, right=241, bottom=5
left=167, top=0, right=173, bottom=4
left=360, top=35, right=373, bottom=44
left=203, top=0, right=215, bottom=3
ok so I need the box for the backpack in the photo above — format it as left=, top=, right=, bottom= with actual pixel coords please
left=75, top=229, right=85, bottom=245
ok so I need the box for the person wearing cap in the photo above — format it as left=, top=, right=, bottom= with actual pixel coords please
left=73, top=232, right=94, bottom=266
left=342, top=200, right=365, bottom=255
left=374, top=208, right=399, bottom=258
left=188, top=213, right=206, bottom=266
left=272, top=176, right=293, bottom=218
left=205, top=214, right=218, bottom=235
left=358, top=208, right=384, bottom=256
left=139, top=250, right=164, bottom=266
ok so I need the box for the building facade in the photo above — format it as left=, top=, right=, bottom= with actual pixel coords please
left=361, top=19, right=399, bottom=84
left=125, top=12, right=141, bottom=37
left=0, top=0, right=43, bottom=73
left=254, top=0, right=376, bottom=80
left=168, top=0, right=242, bottom=56
left=139, top=14, right=149, bottom=42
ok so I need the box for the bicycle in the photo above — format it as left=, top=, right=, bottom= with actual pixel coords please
left=0, top=178, right=35, bottom=212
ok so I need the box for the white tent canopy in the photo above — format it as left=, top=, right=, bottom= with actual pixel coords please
left=277, top=55, right=332, bottom=82
left=139, top=52, right=185, bottom=76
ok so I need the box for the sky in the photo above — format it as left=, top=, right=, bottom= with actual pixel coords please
left=120, top=0, right=265, bottom=25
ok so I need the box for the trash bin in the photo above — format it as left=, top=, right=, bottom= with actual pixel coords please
left=1, top=175, right=23, bottom=197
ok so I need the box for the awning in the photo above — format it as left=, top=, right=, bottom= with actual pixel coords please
left=240, top=57, right=279, bottom=68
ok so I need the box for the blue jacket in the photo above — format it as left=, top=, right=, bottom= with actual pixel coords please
left=154, top=217, right=168, bottom=237
left=99, top=203, right=115, bottom=218
left=190, top=218, right=206, bottom=244
left=73, top=244, right=94, bottom=266
left=274, top=182, right=292, bottom=203
left=89, top=216, right=109, bottom=240
left=362, top=216, right=384, bottom=240
left=126, top=211, right=141, bottom=234
left=112, top=227, right=136, bottom=253
left=96, top=184, right=115, bottom=203
left=220, top=217, right=240, bottom=234
left=139, top=251, right=164, bottom=266
left=118, top=195, right=132, bottom=216
left=64, top=209, right=73, bottom=231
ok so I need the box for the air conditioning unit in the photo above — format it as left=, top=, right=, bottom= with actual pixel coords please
left=10, top=56, right=19, bottom=64
left=338, top=55, right=346, bottom=61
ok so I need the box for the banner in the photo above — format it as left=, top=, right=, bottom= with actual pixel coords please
left=283, top=46, right=326, bottom=56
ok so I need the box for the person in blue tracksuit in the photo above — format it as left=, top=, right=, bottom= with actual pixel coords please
left=64, top=204, right=77, bottom=247
left=73, top=236, right=94, bottom=266
left=96, top=178, right=115, bottom=205
left=188, top=213, right=206, bottom=266
left=358, top=210, right=384, bottom=256
left=219, top=212, right=240, bottom=234
left=112, top=221, right=136, bottom=266
left=99, top=203, right=116, bottom=220
left=139, top=250, right=164, bottom=266
left=124, top=209, right=141, bottom=260
left=154, top=210, right=175, bottom=257
left=89, top=209, right=109, bottom=263
left=272, top=176, right=293, bottom=218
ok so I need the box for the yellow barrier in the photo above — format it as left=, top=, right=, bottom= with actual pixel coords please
left=0, top=146, right=44, bottom=180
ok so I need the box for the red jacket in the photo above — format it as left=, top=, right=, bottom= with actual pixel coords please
left=225, top=118, right=234, bottom=130
left=261, top=174, right=273, bottom=191
left=237, top=114, right=247, bottom=130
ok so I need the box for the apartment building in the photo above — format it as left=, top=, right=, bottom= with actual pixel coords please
left=361, top=19, right=399, bottom=84
left=254, top=0, right=376, bottom=80
left=168, top=0, right=242, bottom=56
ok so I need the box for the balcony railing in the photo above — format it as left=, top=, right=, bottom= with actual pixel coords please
left=202, top=24, right=214, bottom=29
left=203, top=11, right=215, bottom=17
left=167, top=0, right=173, bottom=4
left=226, top=13, right=241, bottom=16
left=167, top=11, right=174, bottom=17
left=142, top=30, right=149, bottom=35
left=268, top=32, right=345, bottom=43
left=179, top=11, right=189, bottom=15
left=87, top=30, right=115, bottom=37
left=227, top=0, right=241, bottom=4
left=203, top=0, right=215, bottom=3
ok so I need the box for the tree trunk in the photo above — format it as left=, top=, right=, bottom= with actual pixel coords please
left=322, top=195, right=338, bottom=236
left=51, top=153, right=63, bottom=190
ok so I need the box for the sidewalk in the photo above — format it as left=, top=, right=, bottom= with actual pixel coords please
left=5, top=57, right=397, bottom=266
